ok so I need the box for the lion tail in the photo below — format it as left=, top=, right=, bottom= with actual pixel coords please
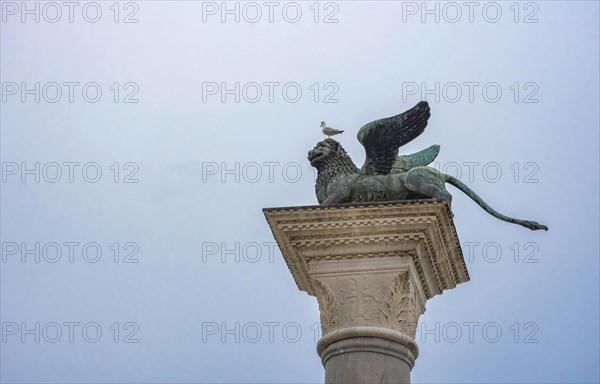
left=444, top=174, right=548, bottom=231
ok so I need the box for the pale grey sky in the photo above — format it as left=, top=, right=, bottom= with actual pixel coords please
left=1, top=1, right=599, bottom=383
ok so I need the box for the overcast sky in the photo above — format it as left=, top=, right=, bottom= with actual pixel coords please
left=1, top=1, right=599, bottom=383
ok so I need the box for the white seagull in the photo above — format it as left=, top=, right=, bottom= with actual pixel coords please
left=321, top=121, right=344, bottom=137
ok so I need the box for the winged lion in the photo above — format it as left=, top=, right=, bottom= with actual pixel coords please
left=307, top=101, right=548, bottom=231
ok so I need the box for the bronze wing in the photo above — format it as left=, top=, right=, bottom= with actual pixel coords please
left=391, top=144, right=440, bottom=173
left=357, top=101, right=431, bottom=175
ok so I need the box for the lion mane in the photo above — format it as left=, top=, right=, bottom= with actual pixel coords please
left=308, top=139, right=359, bottom=204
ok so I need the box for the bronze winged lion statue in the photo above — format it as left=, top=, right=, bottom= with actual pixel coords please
left=307, top=101, right=548, bottom=231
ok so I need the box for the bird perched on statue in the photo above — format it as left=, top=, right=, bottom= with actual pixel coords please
left=321, top=121, right=344, bottom=137
left=307, top=101, right=548, bottom=231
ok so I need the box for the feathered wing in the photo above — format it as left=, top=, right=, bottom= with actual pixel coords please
left=357, top=101, right=431, bottom=175
left=391, top=144, right=440, bottom=173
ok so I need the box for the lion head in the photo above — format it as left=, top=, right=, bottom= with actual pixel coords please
left=307, top=139, right=356, bottom=171
left=308, top=138, right=359, bottom=197
left=307, top=139, right=359, bottom=204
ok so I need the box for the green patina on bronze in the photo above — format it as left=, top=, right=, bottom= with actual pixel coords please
left=307, top=101, right=548, bottom=231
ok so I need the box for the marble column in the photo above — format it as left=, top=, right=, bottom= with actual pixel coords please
left=264, top=200, right=469, bottom=384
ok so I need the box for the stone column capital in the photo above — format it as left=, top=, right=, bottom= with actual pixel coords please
left=264, top=200, right=470, bottom=383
